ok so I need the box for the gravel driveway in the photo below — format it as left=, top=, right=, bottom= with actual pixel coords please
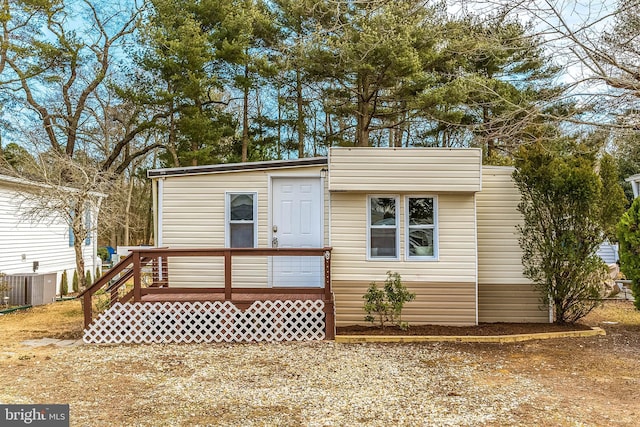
left=3, top=300, right=639, bottom=426
left=3, top=341, right=546, bottom=426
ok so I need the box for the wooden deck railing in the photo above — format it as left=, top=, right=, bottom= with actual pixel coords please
left=79, top=247, right=334, bottom=338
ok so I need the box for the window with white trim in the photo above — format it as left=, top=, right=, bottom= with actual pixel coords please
left=406, top=196, right=437, bottom=259
left=368, top=196, right=399, bottom=259
left=226, top=193, right=257, bottom=248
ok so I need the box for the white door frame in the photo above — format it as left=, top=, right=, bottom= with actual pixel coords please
left=269, top=174, right=324, bottom=287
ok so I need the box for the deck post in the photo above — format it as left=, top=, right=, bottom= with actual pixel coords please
left=324, top=301, right=335, bottom=340
left=133, top=250, right=142, bottom=302
left=83, top=292, right=92, bottom=328
left=323, top=249, right=332, bottom=301
left=323, top=249, right=335, bottom=340
left=224, top=250, right=232, bottom=300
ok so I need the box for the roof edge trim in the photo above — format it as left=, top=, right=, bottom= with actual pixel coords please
left=148, top=157, right=328, bottom=178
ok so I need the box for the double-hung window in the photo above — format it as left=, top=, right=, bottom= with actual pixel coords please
left=226, top=193, right=257, bottom=248
left=368, top=196, right=399, bottom=259
left=406, top=196, right=437, bottom=259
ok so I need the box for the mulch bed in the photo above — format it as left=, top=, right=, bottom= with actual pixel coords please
left=337, top=322, right=593, bottom=336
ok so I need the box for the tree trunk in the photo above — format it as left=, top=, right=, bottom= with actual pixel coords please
left=395, top=103, right=407, bottom=148
left=256, top=87, right=263, bottom=143
left=483, top=105, right=494, bottom=159
left=325, top=111, right=332, bottom=147
left=72, top=204, right=87, bottom=290
left=167, top=83, right=180, bottom=167
left=356, top=75, right=372, bottom=147
left=74, top=239, right=86, bottom=290
left=109, top=227, right=117, bottom=248
left=146, top=182, right=153, bottom=245
left=356, top=97, right=371, bottom=147
left=124, top=174, right=134, bottom=246
left=296, top=68, right=305, bottom=157
left=312, top=114, right=318, bottom=156
left=242, top=65, right=250, bottom=162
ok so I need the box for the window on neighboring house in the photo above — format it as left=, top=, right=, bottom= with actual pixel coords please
left=227, top=193, right=257, bottom=248
left=69, top=207, right=93, bottom=247
left=69, top=206, right=75, bottom=247
left=406, top=196, right=437, bottom=259
left=84, top=209, right=91, bottom=246
left=368, top=196, right=399, bottom=259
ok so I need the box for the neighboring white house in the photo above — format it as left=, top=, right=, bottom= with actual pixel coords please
left=626, top=173, right=640, bottom=199
left=0, top=174, right=101, bottom=295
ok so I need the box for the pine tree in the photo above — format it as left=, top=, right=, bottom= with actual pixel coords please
left=72, top=270, right=79, bottom=294
left=60, top=271, right=69, bottom=297
left=617, top=198, right=640, bottom=310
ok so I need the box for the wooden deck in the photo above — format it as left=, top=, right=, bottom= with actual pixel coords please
left=79, top=247, right=335, bottom=340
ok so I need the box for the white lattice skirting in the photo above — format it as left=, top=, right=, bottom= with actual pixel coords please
left=83, top=300, right=326, bottom=344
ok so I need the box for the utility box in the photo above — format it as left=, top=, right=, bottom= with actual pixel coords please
left=5, top=273, right=57, bottom=306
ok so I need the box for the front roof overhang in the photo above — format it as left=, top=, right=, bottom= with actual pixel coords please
left=147, top=157, right=328, bottom=179
left=0, top=173, right=107, bottom=198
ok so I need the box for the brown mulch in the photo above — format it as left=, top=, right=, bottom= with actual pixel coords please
left=337, top=322, right=593, bottom=336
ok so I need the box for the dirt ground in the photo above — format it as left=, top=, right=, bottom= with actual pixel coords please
left=1, top=300, right=639, bottom=426
left=448, top=303, right=640, bottom=426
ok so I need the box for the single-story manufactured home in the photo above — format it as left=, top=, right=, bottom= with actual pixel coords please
left=0, top=173, right=101, bottom=297
left=81, top=147, right=549, bottom=344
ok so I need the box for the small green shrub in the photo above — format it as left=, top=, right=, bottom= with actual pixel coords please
left=97, top=247, right=109, bottom=262
left=95, top=266, right=101, bottom=279
left=60, top=271, right=68, bottom=296
left=85, top=270, right=93, bottom=288
left=0, top=272, right=9, bottom=305
left=618, top=197, right=640, bottom=310
left=94, top=293, right=111, bottom=313
left=363, top=271, right=416, bottom=328
left=72, top=270, right=79, bottom=293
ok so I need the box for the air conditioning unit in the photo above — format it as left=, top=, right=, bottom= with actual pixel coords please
left=5, top=273, right=57, bottom=306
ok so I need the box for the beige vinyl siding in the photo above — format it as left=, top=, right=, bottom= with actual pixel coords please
left=330, top=192, right=477, bottom=281
left=160, top=165, right=327, bottom=288
left=478, top=283, right=547, bottom=323
left=334, top=281, right=476, bottom=326
left=330, top=192, right=477, bottom=325
left=329, top=147, right=482, bottom=192
left=476, top=166, right=549, bottom=322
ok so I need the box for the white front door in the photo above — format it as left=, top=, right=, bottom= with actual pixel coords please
left=271, top=177, right=323, bottom=287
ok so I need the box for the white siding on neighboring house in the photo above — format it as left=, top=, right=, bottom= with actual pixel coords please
left=597, top=242, right=619, bottom=265
left=476, top=167, right=549, bottom=323
left=0, top=176, right=99, bottom=295
left=157, top=165, right=328, bottom=288
left=329, top=147, right=482, bottom=193
left=626, top=173, right=640, bottom=198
